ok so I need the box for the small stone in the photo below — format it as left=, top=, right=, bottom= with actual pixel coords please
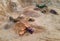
left=26, top=27, right=34, bottom=34
left=34, top=8, right=40, bottom=11
left=28, top=18, right=35, bottom=22
left=9, top=17, right=19, bottom=23
left=50, top=9, right=58, bottom=15
left=41, top=10, right=46, bottom=13
left=19, top=30, right=26, bottom=35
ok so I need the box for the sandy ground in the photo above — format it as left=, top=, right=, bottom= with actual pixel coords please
left=0, top=6, right=60, bottom=41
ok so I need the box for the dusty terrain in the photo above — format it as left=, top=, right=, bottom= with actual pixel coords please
left=0, top=0, right=60, bottom=41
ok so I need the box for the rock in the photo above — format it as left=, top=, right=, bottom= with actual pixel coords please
left=19, top=30, right=26, bottom=36
left=34, top=8, right=40, bottom=11
left=50, top=9, right=58, bottom=15
left=41, top=10, right=46, bottom=13
left=26, top=27, right=34, bottom=34
left=9, top=17, right=19, bottom=23
left=28, top=18, right=35, bottom=22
